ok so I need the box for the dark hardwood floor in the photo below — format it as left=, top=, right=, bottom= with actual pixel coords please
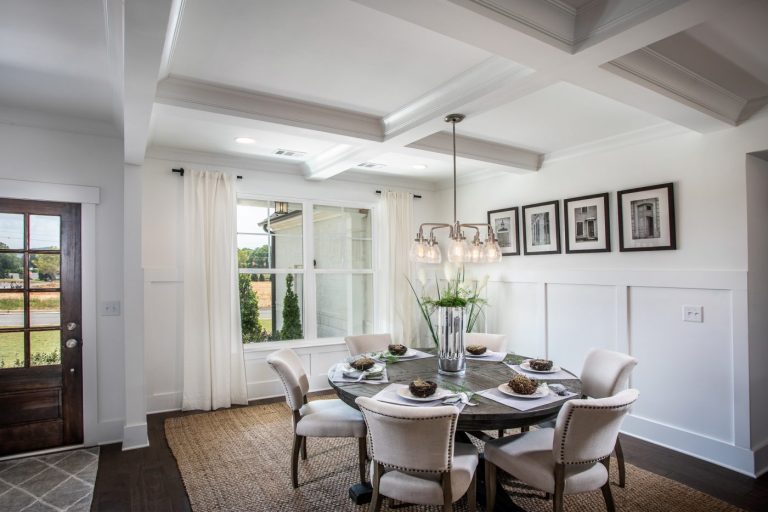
left=91, top=395, right=768, bottom=511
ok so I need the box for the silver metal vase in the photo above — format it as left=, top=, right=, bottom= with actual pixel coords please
left=437, top=306, right=465, bottom=375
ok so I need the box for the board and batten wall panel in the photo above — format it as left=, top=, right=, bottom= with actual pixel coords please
left=486, top=281, right=540, bottom=356
left=547, top=283, right=617, bottom=376
left=629, top=286, right=733, bottom=443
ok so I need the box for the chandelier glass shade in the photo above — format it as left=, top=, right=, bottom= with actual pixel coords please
left=409, top=114, right=502, bottom=264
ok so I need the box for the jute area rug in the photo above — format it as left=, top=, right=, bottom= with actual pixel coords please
left=165, top=396, right=743, bottom=512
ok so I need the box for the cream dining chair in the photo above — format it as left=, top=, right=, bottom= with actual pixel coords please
left=465, top=333, right=506, bottom=352
left=485, top=389, right=639, bottom=512
left=356, top=396, right=479, bottom=512
left=580, top=348, right=638, bottom=487
left=345, top=333, right=393, bottom=356
left=266, top=348, right=367, bottom=488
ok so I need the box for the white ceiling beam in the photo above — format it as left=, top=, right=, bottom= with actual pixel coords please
left=407, top=132, right=541, bottom=171
left=156, top=76, right=383, bottom=142
left=103, top=0, right=124, bottom=135
left=124, top=0, right=174, bottom=165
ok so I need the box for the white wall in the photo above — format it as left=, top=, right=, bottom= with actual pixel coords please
left=440, top=113, right=768, bottom=476
left=0, top=122, right=125, bottom=445
left=141, top=153, right=438, bottom=412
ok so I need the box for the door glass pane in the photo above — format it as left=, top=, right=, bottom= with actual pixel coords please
left=0, top=213, right=24, bottom=249
left=30, top=291, right=60, bottom=327
left=0, top=253, right=24, bottom=289
left=315, top=273, right=373, bottom=338
left=0, top=292, right=24, bottom=328
left=0, top=331, right=24, bottom=368
left=30, top=254, right=60, bottom=289
left=30, top=330, right=60, bottom=366
left=30, top=215, right=60, bottom=250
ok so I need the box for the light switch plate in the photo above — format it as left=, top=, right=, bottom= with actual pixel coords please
left=682, top=305, right=703, bottom=323
left=101, top=300, right=121, bottom=316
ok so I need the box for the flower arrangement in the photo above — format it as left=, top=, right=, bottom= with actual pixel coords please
left=407, top=264, right=489, bottom=346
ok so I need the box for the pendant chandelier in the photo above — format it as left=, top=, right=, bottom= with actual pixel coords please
left=409, top=113, right=502, bottom=264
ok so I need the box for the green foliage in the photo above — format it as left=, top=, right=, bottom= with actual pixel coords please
left=0, top=244, right=22, bottom=279
left=31, top=349, right=60, bottom=366
left=238, top=245, right=270, bottom=269
left=280, top=273, right=302, bottom=340
left=31, top=254, right=59, bottom=280
left=239, top=274, right=265, bottom=343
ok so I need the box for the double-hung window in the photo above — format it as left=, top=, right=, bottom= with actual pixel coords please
left=236, top=198, right=374, bottom=343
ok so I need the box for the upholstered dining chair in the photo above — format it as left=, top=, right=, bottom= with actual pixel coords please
left=266, top=348, right=367, bottom=488
left=355, top=396, right=479, bottom=512
left=580, top=348, right=638, bottom=487
left=465, top=333, right=506, bottom=352
left=485, top=389, right=639, bottom=512
left=345, top=333, right=393, bottom=356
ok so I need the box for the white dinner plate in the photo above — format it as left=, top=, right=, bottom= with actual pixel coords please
left=465, top=351, right=492, bottom=358
left=396, top=386, right=452, bottom=402
left=342, top=363, right=385, bottom=376
left=520, top=360, right=561, bottom=373
left=497, top=383, right=550, bottom=399
left=388, top=349, right=418, bottom=359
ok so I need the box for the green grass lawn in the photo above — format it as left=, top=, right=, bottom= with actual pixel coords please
left=259, top=319, right=272, bottom=333
left=0, top=330, right=60, bottom=368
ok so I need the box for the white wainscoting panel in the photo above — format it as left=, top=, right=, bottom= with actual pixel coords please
left=629, top=286, right=733, bottom=443
left=547, top=283, right=617, bottom=376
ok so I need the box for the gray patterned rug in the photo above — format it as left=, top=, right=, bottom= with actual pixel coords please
left=0, top=447, right=98, bottom=511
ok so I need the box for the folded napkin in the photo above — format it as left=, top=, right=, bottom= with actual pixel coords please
left=371, top=384, right=466, bottom=412
left=477, top=386, right=577, bottom=412
left=328, top=363, right=389, bottom=384
left=507, top=363, right=576, bottom=380
left=465, top=350, right=507, bottom=362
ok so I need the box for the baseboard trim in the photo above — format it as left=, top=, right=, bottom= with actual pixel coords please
left=754, top=440, right=768, bottom=477
left=622, top=415, right=756, bottom=477
left=122, top=422, right=149, bottom=451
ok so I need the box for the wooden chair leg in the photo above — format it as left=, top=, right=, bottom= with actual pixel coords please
left=497, top=428, right=504, bottom=438
left=553, top=463, right=565, bottom=512
left=601, top=457, right=616, bottom=512
left=467, top=471, right=477, bottom=512
left=521, top=426, right=530, bottom=433
left=485, top=459, right=497, bottom=512
left=442, top=472, right=453, bottom=512
left=300, top=436, right=307, bottom=460
left=291, top=434, right=302, bottom=488
left=615, top=437, right=626, bottom=487
left=358, top=437, right=368, bottom=483
left=369, top=463, right=383, bottom=512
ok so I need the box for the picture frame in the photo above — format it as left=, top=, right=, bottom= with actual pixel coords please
left=522, top=200, right=561, bottom=255
left=617, top=182, right=676, bottom=251
left=563, top=192, right=610, bottom=253
left=487, top=207, right=520, bottom=256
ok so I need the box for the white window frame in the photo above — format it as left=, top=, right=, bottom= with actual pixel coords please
left=236, top=193, right=379, bottom=350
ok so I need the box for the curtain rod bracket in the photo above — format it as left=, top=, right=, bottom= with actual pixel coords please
left=172, top=167, right=242, bottom=179
left=375, top=190, right=422, bottom=199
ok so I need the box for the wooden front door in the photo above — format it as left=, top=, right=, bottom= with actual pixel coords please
left=0, top=199, right=82, bottom=455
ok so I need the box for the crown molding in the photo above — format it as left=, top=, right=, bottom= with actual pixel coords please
left=544, top=122, right=689, bottom=164
left=158, top=0, right=186, bottom=80
left=407, top=131, right=542, bottom=171
left=604, top=47, right=750, bottom=126
left=382, top=56, right=532, bottom=141
left=156, top=76, right=384, bottom=142
left=103, top=0, right=124, bottom=134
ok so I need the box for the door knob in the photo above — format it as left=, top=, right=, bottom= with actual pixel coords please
left=66, top=322, right=77, bottom=331
left=65, top=338, right=78, bottom=349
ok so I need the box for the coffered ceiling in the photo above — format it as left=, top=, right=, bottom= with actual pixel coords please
left=1, top=0, right=766, bottom=186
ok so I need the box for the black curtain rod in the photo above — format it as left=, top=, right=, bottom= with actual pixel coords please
left=172, top=168, right=243, bottom=179
left=375, top=190, right=422, bottom=199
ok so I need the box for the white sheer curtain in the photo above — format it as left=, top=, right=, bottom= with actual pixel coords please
left=377, top=191, right=418, bottom=346
left=182, top=170, right=248, bottom=411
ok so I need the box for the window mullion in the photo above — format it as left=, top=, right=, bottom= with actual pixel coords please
left=303, top=200, right=317, bottom=340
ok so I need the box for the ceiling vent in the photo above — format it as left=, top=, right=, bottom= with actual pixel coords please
left=273, top=148, right=307, bottom=158
left=358, top=162, right=386, bottom=169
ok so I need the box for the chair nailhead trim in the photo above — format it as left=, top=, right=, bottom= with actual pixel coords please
left=559, top=398, right=638, bottom=465
left=267, top=360, right=301, bottom=411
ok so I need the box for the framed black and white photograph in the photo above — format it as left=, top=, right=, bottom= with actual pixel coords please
left=522, top=200, right=561, bottom=255
left=617, top=182, right=676, bottom=251
left=487, top=207, right=520, bottom=256
left=563, top=192, right=610, bottom=253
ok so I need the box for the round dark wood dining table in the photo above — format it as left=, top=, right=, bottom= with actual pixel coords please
left=329, top=349, right=582, bottom=432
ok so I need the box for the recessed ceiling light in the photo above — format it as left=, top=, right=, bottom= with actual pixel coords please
left=412, top=164, right=428, bottom=170
left=234, top=137, right=255, bottom=144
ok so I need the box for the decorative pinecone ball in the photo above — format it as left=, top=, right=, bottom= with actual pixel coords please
left=350, top=357, right=376, bottom=371
left=388, top=344, right=408, bottom=356
left=529, top=359, right=553, bottom=371
left=509, top=374, right=538, bottom=395
left=409, top=378, right=437, bottom=398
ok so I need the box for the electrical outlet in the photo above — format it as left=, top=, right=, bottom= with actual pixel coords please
left=682, top=305, right=703, bottom=323
left=101, top=300, right=121, bottom=316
